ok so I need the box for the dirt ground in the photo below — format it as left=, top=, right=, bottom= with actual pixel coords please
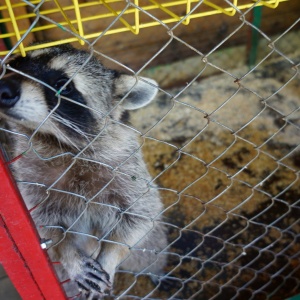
left=110, top=30, right=300, bottom=300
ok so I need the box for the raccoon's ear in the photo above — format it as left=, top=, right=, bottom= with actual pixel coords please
left=114, top=74, right=158, bottom=110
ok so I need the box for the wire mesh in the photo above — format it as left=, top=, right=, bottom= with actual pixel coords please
left=0, top=0, right=288, bottom=56
left=0, top=1, right=299, bottom=300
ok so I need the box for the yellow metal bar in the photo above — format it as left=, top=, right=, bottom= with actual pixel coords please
left=147, top=0, right=193, bottom=25
left=184, top=0, right=191, bottom=25
left=4, top=0, right=25, bottom=56
left=72, top=0, right=85, bottom=44
left=204, top=0, right=238, bottom=17
left=134, top=0, right=140, bottom=34
left=179, top=0, right=289, bottom=21
left=53, top=0, right=84, bottom=45
left=148, top=0, right=182, bottom=22
left=0, top=2, right=27, bottom=10
left=101, top=0, right=139, bottom=35
left=0, top=0, right=290, bottom=57
left=254, top=0, right=280, bottom=9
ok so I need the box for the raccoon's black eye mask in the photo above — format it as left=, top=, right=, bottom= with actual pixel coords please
left=54, top=77, right=74, bottom=96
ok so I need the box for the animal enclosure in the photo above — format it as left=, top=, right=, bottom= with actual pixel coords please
left=0, top=0, right=300, bottom=299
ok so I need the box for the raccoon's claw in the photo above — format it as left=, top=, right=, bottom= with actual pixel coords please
left=75, top=257, right=111, bottom=298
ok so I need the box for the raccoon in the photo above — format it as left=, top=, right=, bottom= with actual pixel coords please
left=0, top=44, right=167, bottom=299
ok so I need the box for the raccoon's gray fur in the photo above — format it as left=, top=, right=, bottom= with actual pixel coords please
left=0, top=44, right=167, bottom=299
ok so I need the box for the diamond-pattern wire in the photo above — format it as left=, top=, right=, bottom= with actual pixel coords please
left=0, top=0, right=299, bottom=299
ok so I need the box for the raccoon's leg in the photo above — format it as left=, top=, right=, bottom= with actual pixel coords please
left=97, top=220, right=167, bottom=287
left=73, top=255, right=112, bottom=298
left=49, top=235, right=112, bottom=298
left=119, top=222, right=168, bottom=279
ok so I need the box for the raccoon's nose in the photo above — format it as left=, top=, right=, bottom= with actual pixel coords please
left=0, top=80, right=20, bottom=108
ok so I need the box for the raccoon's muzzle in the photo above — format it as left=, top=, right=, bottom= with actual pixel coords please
left=0, top=79, right=20, bottom=108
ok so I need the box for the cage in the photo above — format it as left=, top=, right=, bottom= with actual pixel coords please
left=0, top=0, right=299, bottom=299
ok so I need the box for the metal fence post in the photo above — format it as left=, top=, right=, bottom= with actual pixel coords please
left=0, top=151, right=67, bottom=300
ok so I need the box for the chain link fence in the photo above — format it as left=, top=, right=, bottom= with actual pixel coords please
left=0, top=1, right=299, bottom=299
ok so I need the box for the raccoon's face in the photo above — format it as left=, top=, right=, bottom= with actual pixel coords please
left=0, top=44, right=158, bottom=146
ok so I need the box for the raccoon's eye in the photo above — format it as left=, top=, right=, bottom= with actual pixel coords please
left=54, top=78, right=74, bottom=95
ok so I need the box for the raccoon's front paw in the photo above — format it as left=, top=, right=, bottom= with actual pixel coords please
left=75, top=257, right=112, bottom=299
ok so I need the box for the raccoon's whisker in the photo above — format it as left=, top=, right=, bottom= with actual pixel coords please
left=49, top=114, right=97, bottom=155
left=48, top=119, right=82, bottom=151
left=53, top=113, right=96, bottom=137
left=51, top=114, right=94, bottom=140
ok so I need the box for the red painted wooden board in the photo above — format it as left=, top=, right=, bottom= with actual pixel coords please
left=0, top=151, right=67, bottom=299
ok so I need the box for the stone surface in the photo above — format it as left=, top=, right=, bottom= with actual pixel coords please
left=0, top=265, right=21, bottom=300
